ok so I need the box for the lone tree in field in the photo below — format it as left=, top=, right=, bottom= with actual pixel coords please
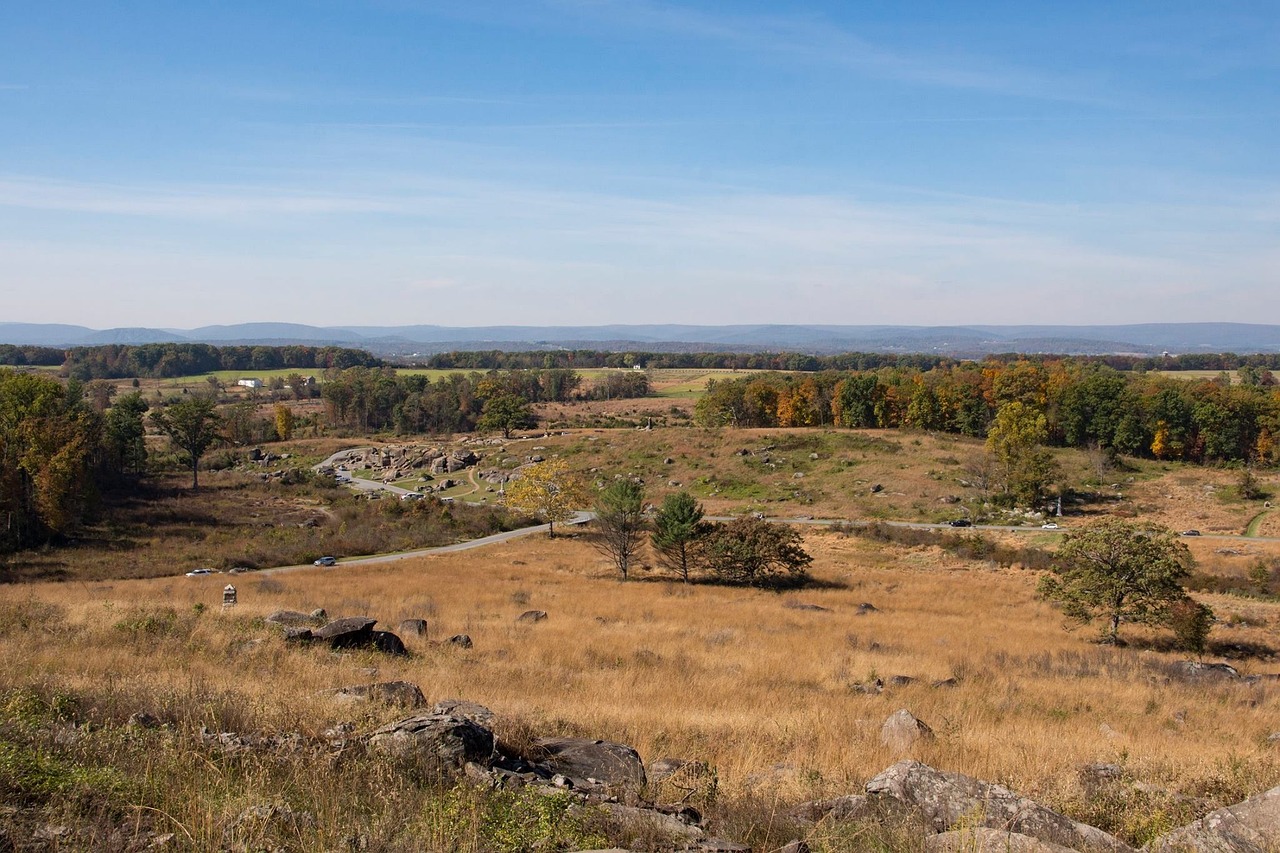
left=1038, top=518, right=1202, bottom=645
left=149, top=396, right=222, bottom=489
left=592, top=479, right=647, bottom=580
left=651, top=491, right=708, bottom=582
left=503, top=459, right=586, bottom=538
left=702, top=516, right=812, bottom=589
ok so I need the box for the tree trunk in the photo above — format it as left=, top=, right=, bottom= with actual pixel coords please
left=191, top=455, right=199, bottom=490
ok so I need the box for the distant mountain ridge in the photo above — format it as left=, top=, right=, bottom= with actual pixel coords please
left=3, top=321, right=1280, bottom=357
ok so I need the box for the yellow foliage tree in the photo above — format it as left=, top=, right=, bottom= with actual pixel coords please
left=503, top=459, right=588, bottom=538
left=274, top=403, right=295, bottom=441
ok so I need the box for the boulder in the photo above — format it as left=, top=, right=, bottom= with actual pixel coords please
left=880, top=709, right=934, bottom=753
left=597, top=803, right=703, bottom=845
left=1168, top=661, right=1240, bottom=682
left=431, top=699, right=496, bottom=727
left=367, top=714, right=495, bottom=774
left=327, top=681, right=426, bottom=708
left=517, top=610, right=548, bottom=623
left=1147, top=783, right=1280, bottom=852
left=265, top=610, right=314, bottom=626
left=283, top=627, right=313, bottom=644
left=370, top=630, right=408, bottom=656
left=313, top=617, right=378, bottom=646
left=530, top=737, right=647, bottom=793
left=696, top=840, right=750, bottom=852
left=926, top=828, right=1080, bottom=852
left=865, top=761, right=1133, bottom=852
left=446, top=634, right=473, bottom=648
left=398, top=618, right=428, bottom=637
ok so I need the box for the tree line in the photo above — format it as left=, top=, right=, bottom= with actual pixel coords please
left=319, top=366, right=650, bottom=435
left=694, top=360, right=1280, bottom=465
left=419, top=348, right=1280, bottom=374
left=54, top=343, right=383, bottom=380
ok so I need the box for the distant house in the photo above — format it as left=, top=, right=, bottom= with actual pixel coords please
left=237, top=378, right=264, bottom=389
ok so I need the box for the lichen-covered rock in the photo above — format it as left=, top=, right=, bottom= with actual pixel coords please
left=865, top=761, right=1133, bottom=852
left=926, top=828, right=1080, bottom=852
left=1147, top=784, right=1280, bottom=852
left=367, top=714, right=494, bottom=774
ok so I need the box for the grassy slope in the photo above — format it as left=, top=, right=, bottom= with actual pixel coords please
left=1, top=529, right=1278, bottom=849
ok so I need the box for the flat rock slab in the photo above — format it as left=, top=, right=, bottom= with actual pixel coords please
left=531, top=737, right=646, bottom=792
left=431, top=699, right=495, bottom=727
left=327, top=681, right=425, bottom=708
left=1148, top=783, right=1280, bottom=852
left=313, top=617, right=378, bottom=640
left=866, top=761, right=1133, bottom=853
left=265, top=610, right=315, bottom=626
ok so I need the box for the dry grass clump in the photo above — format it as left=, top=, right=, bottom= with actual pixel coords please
left=3, top=529, right=1280, bottom=849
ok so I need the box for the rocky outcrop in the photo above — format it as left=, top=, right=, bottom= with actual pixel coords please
left=1147, top=784, right=1280, bottom=852
left=865, top=761, right=1134, bottom=852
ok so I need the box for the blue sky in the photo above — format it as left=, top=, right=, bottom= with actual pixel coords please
left=1, top=1, right=1277, bottom=328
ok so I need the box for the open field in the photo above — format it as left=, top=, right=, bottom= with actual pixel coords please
left=2, top=527, right=1279, bottom=849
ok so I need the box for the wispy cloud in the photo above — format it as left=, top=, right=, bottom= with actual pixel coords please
left=0, top=176, right=407, bottom=218
left=547, top=0, right=1108, bottom=104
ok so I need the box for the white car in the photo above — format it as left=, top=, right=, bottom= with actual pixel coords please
left=401, top=492, right=424, bottom=501
left=1041, top=522, right=1061, bottom=530
left=185, top=568, right=215, bottom=577
left=313, top=556, right=337, bottom=567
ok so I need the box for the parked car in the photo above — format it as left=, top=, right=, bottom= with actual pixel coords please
left=1181, top=529, right=1201, bottom=536
left=1041, top=522, right=1060, bottom=530
left=401, top=492, right=424, bottom=501
left=948, top=519, right=972, bottom=527
left=185, top=568, right=215, bottom=577
left=313, top=556, right=337, bottom=567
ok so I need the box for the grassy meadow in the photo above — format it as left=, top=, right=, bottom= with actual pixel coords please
left=2, top=527, right=1279, bottom=849
left=3, top=418, right=1280, bottom=850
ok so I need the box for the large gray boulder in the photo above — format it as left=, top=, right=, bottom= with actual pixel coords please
left=865, top=761, right=1133, bottom=852
left=927, top=828, right=1081, bottom=852
left=1147, top=784, right=1280, bottom=852
left=530, top=737, right=647, bottom=793
left=367, top=714, right=494, bottom=774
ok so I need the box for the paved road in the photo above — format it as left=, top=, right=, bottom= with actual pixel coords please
left=260, top=511, right=595, bottom=575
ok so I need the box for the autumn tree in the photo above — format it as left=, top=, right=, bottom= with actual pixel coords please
left=1038, top=518, right=1201, bottom=645
left=651, top=491, right=709, bottom=582
left=985, top=401, right=1059, bottom=507
left=592, top=479, right=647, bottom=580
left=0, top=371, right=100, bottom=552
left=701, top=517, right=812, bottom=589
left=274, top=403, right=295, bottom=441
left=150, top=396, right=222, bottom=489
left=503, top=459, right=587, bottom=538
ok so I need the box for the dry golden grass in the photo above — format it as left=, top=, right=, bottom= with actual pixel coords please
left=5, top=527, right=1279, bottom=822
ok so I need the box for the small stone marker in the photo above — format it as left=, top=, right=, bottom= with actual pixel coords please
left=222, top=584, right=237, bottom=608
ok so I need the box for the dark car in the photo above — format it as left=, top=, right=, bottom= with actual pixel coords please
left=1181, top=530, right=1201, bottom=537
left=948, top=519, right=972, bottom=527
